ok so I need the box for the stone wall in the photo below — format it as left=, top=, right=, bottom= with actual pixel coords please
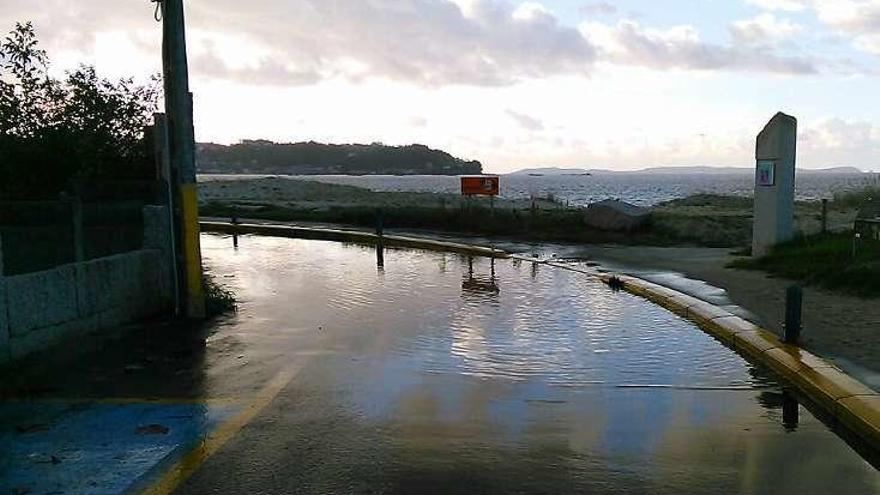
left=0, top=206, right=174, bottom=364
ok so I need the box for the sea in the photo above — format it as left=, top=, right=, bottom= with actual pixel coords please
left=198, top=171, right=878, bottom=207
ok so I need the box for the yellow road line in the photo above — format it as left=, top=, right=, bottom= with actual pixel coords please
left=139, top=366, right=300, bottom=495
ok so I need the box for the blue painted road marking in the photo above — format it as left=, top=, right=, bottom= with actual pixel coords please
left=0, top=401, right=240, bottom=495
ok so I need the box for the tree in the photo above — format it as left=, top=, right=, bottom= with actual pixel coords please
left=0, top=22, right=160, bottom=199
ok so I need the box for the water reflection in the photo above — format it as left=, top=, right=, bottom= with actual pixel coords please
left=783, top=392, right=800, bottom=432
left=758, top=390, right=801, bottom=432
left=197, top=234, right=880, bottom=490
left=376, top=241, right=384, bottom=271
left=461, top=274, right=499, bottom=298
left=461, top=256, right=500, bottom=300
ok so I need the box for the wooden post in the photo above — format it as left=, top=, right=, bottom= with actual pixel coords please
left=161, top=0, right=204, bottom=318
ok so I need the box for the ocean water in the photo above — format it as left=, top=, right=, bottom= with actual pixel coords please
left=199, top=171, right=877, bottom=207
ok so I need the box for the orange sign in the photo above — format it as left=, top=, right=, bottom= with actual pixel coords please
left=461, top=176, right=500, bottom=196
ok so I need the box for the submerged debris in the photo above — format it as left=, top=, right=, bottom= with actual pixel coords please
left=135, top=424, right=170, bottom=436
left=606, top=276, right=625, bottom=291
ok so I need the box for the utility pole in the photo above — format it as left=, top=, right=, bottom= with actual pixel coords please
left=159, top=0, right=205, bottom=318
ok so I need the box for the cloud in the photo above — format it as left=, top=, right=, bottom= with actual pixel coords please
left=506, top=110, right=544, bottom=131
left=745, top=0, right=880, bottom=55
left=800, top=118, right=880, bottom=167
left=582, top=20, right=817, bottom=74
left=730, top=14, right=804, bottom=44
left=745, top=0, right=809, bottom=12
left=811, top=0, right=880, bottom=55
left=187, top=0, right=597, bottom=87
left=580, top=3, right=618, bottom=16
left=190, top=46, right=322, bottom=86
left=0, top=0, right=852, bottom=88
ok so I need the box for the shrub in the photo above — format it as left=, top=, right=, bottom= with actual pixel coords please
left=0, top=22, right=159, bottom=199
left=203, top=272, right=237, bottom=317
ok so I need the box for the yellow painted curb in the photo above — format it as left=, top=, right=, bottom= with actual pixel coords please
left=199, top=221, right=507, bottom=259
left=613, top=273, right=880, bottom=452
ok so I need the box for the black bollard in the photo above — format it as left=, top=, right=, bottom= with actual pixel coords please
left=782, top=391, right=799, bottom=431
left=376, top=209, right=384, bottom=237
left=231, top=216, right=239, bottom=249
left=783, top=285, right=803, bottom=344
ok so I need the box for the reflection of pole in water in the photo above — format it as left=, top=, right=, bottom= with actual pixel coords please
left=782, top=391, right=799, bottom=431
left=231, top=216, right=239, bottom=250
left=375, top=210, right=385, bottom=271
left=531, top=261, right=538, bottom=279
left=376, top=242, right=385, bottom=269
left=468, top=256, right=474, bottom=278
left=490, top=257, right=495, bottom=280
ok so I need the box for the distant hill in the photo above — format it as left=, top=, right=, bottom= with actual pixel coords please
left=508, top=167, right=593, bottom=176
left=197, top=140, right=482, bottom=176
left=509, top=165, right=867, bottom=175
left=639, top=166, right=867, bottom=175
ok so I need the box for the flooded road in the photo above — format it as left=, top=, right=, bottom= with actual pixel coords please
left=184, top=234, right=878, bottom=494
left=1, top=233, right=877, bottom=494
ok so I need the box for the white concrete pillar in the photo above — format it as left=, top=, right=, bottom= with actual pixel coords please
left=753, top=112, right=797, bottom=257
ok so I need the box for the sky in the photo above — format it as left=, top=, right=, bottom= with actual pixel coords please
left=2, top=0, right=879, bottom=172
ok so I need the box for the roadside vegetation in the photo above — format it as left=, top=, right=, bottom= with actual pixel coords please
left=728, top=183, right=880, bottom=297
left=199, top=180, right=864, bottom=249
left=0, top=22, right=158, bottom=199
left=831, top=184, right=880, bottom=209
left=203, top=273, right=237, bottom=317
left=729, top=231, right=880, bottom=297
left=201, top=190, right=753, bottom=247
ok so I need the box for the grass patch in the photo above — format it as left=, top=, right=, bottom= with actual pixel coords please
left=729, top=231, right=880, bottom=297
left=832, top=185, right=880, bottom=210
left=203, top=272, right=236, bottom=317
left=201, top=200, right=746, bottom=247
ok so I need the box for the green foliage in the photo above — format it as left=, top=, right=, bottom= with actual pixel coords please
left=0, top=22, right=159, bottom=199
left=203, top=272, right=237, bottom=317
left=729, top=232, right=880, bottom=297
left=832, top=184, right=880, bottom=210
left=200, top=200, right=717, bottom=247
left=197, top=141, right=483, bottom=176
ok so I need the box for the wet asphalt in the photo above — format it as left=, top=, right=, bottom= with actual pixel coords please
left=1, top=234, right=878, bottom=494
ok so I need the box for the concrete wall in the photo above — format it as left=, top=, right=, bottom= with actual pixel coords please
left=0, top=206, right=174, bottom=364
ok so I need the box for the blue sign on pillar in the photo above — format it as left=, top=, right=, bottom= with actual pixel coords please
left=757, top=160, right=776, bottom=186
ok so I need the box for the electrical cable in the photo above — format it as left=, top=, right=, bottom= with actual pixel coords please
left=152, top=0, right=163, bottom=22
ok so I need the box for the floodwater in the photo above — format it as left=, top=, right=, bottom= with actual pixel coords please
left=188, top=234, right=879, bottom=494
